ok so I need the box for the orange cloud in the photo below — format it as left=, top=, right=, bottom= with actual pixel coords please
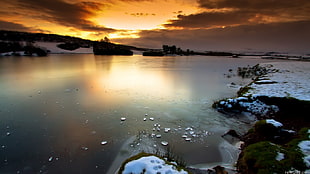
left=166, top=0, right=310, bottom=29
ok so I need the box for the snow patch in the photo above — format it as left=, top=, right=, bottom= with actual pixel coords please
left=245, top=62, right=310, bottom=101
left=266, top=119, right=283, bottom=128
left=298, top=140, right=310, bottom=167
left=217, top=96, right=279, bottom=117
left=276, top=152, right=285, bottom=161
left=122, top=156, right=188, bottom=174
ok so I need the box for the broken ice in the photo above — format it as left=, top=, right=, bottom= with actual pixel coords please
left=101, top=141, right=108, bottom=145
left=48, top=157, right=53, bottom=162
left=161, top=141, right=168, bottom=146
left=164, top=128, right=171, bottom=133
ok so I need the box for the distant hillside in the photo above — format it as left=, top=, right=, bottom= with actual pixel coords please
left=0, top=30, right=92, bottom=45
left=0, top=30, right=145, bottom=51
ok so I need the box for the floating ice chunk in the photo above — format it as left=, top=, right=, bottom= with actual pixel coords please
left=91, top=131, right=96, bottom=134
left=164, top=128, right=171, bottom=133
left=121, top=117, right=126, bottom=121
left=185, top=127, right=193, bottom=131
left=81, top=147, right=88, bottom=150
left=101, top=141, right=108, bottom=145
left=266, top=119, right=283, bottom=127
left=48, top=157, right=53, bottom=162
left=161, top=141, right=169, bottom=146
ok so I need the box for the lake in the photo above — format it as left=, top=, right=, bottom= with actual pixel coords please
left=0, top=54, right=275, bottom=173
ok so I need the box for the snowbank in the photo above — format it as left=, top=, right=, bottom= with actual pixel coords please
left=216, top=96, right=279, bottom=117
left=245, top=62, right=310, bottom=101
left=122, top=155, right=188, bottom=174
left=215, top=61, right=310, bottom=118
left=266, top=119, right=283, bottom=128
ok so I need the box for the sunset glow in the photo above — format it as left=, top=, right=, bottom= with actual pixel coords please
left=1, top=0, right=310, bottom=52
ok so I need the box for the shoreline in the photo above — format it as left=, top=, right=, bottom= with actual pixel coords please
left=213, top=61, right=310, bottom=173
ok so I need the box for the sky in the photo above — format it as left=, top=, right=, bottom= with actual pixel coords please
left=1, top=0, right=310, bottom=53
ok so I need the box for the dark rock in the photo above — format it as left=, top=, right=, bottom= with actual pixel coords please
left=213, top=166, right=228, bottom=174
left=186, top=167, right=209, bottom=174
left=223, top=130, right=241, bottom=139
left=222, top=130, right=241, bottom=144
left=143, top=51, right=164, bottom=56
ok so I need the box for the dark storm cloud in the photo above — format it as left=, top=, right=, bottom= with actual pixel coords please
left=117, top=21, right=310, bottom=53
left=0, top=20, right=51, bottom=33
left=13, top=0, right=114, bottom=32
left=198, top=0, right=309, bottom=10
left=167, top=0, right=310, bottom=29
left=166, top=10, right=255, bottom=28
left=0, top=20, right=34, bottom=32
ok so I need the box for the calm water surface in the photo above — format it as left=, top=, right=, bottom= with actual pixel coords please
left=0, top=54, right=275, bottom=173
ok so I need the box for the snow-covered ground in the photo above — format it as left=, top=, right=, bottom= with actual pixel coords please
left=245, top=62, right=310, bottom=101
left=36, top=42, right=93, bottom=54
left=121, top=155, right=188, bottom=174
left=217, top=61, right=310, bottom=118
left=0, top=42, right=93, bottom=55
left=299, top=140, right=310, bottom=168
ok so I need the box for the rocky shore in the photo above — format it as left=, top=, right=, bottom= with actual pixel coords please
left=213, top=61, right=310, bottom=173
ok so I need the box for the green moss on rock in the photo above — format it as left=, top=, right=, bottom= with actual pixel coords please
left=238, top=127, right=310, bottom=173
left=238, top=141, right=289, bottom=173
left=254, top=120, right=279, bottom=139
